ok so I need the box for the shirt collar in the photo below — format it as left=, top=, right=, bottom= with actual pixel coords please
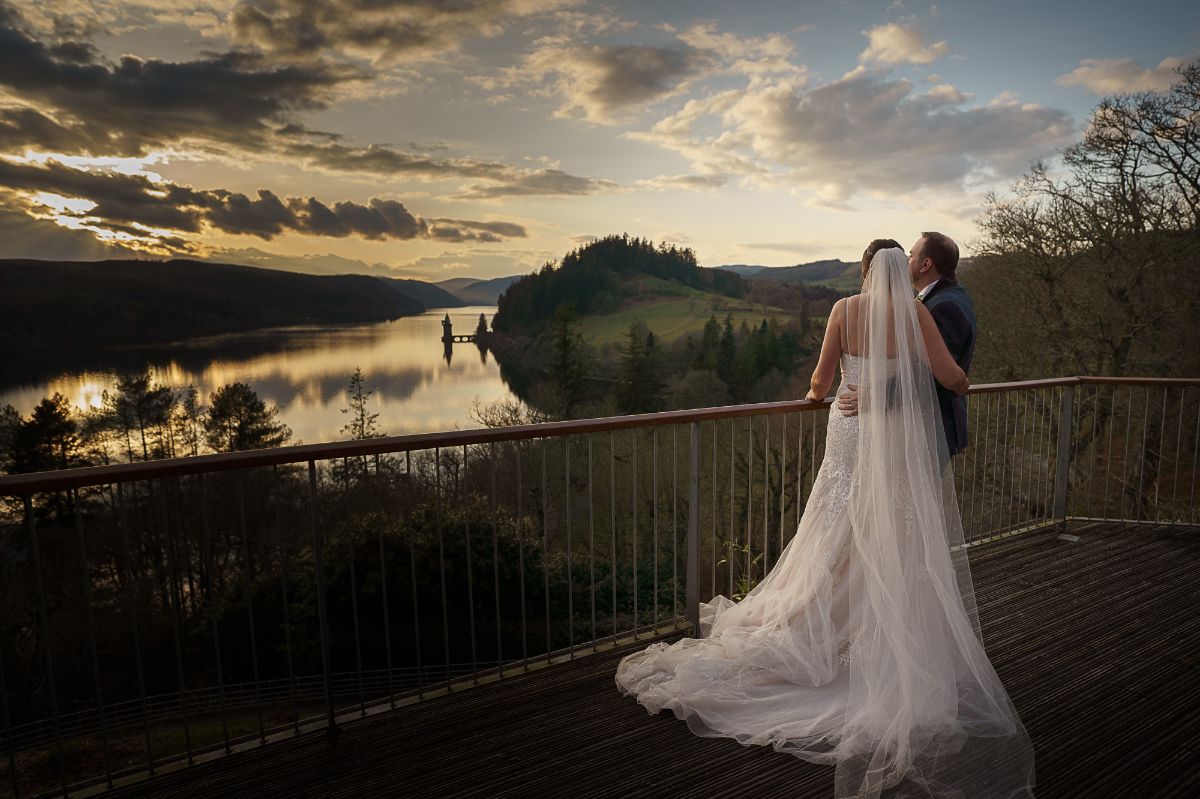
left=917, top=278, right=940, bottom=301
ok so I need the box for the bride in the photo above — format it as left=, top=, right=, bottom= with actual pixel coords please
left=615, top=247, right=1035, bottom=798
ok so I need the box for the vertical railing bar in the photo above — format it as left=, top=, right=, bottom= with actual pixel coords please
left=632, top=430, right=638, bottom=637
left=1189, top=393, right=1199, bottom=524
left=1016, top=390, right=1031, bottom=526
left=999, top=391, right=1011, bottom=532
left=589, top=435, right=597, bottom=649
left=114, top=483, right=154, bottom=770
left=1002, top=392, right=1015, bottom=530
left=373, top=467, right=395, bottom=708
left=516, top=441, right=529, bottom=669
left=977, top=393, right=992, bottom=539
left=565, top=437, right=574, bottom=657
left=686, top=422, right=700, bottom=634
left=541, top=439, right=551, bottom=660
left=779, top=414, right=787, bottom=555
left=274, top=466, right=302, bottom=725
left=1085, top=387, right=1099, bottom=519
left=462, top=446, right=478, bottom=685
left=1170, top=387, right=1186, bottom=522
left=671, top=426, right=678, bottom=623
left=729, top=418, right=735, bottom=598
left=434, top=449, right=453, bottom=691
left=746, top=416, right=753, bottom=584
left=490, top=442, right=503, bottom=676
left=307, top=461, right=338, bottom=739
left=966, top=394, right=981, bottom=536
left=72, top=488, right=113, bottom=786
left=1120, top=386, right=1134, bottom=520
left=1154, top=387, right=1169, bottom=520
left=406, top=451, right=423, bottom=697
left=197, top=474, right=231, bottom=753
left=1104, top=386, right=1117, bottom=519
left=0, top=622, right=17, bottom=798
left=1135, top=386, right=1151, bottom=522
left=609, top=432, right=617, bottom=640
left=344, top=469, right=365, bottom=716
left=25, top=495, right=67, bottom=794
left=796, top=411, right=803, bottom=531
left=158, top=481, right=193, bottom=763
left=711, top=420, right=717, bottom=599
left=1035, top=389, right=1048, bottom=525
left=652, top=428, right=658, bottom=634
left=809, top=411, right=817, bottom=507
left=763, top=417, right=770, bottom=574
left=1052, top=386, right=1075, bottom=524
left=235, top=477, right=267, bottom=740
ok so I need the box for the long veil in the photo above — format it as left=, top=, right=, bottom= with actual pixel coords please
left=839, top=247, right=1034, bottom=797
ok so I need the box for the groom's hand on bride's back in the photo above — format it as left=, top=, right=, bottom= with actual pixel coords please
left=837, top=385, right=859, bottom=417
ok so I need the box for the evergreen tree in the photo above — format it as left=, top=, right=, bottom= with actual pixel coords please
left=13, top=393, right=80, bottom=474
left=475, top=313, right=489, bottom=338
left=717, top=314, right=737, bottom=386
left=341, top=367, right=384, bottom=441
left=103, top=371, right=176, bottom=461
left=642, top=330, right=667, bottom=412
left=203, top=383, right=291, bottom=453
left=548, top=303, right=587, bottom=416
left=615, top=322, right=647, bottom=414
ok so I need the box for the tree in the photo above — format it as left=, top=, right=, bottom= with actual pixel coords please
left=475, top=313, right=489, bottom=338
left=174, top=385, right=205, bottom=458
left=972, top=60, right=1200, bottom=381
left=203, top=383, right=291, bottom=453
left=717, top=315, right=737, bottom=387
left=341, top=367, right=383, bottom=441
left=103, top=371, right=176, bottom=461
left=547, top=303, right=588, bottom=416
left=12, top=393, right=80, bottom=474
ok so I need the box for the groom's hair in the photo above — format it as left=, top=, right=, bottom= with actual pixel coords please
left=920, top=231, right=959, bottom=281
left=861, top=238, right=902, bottom=278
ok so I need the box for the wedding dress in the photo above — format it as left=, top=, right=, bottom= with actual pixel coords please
left=615, top=249, right=1035, bottom=798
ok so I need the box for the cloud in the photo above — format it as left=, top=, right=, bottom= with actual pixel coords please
left=1056, top=56, right=1189, bottom=94
left=488, top=22, right=806, bottom=124
left=229, top=0, right=583, bottom=66
left=0, top=158, right=527, bottom=252
left=288, top=141, right=617, bottom=197
left=515, top=42, right=719, bottom=123
left=0, top=1, right=362, bottom=157
left=634, top=174, right=728, bottom=192
left=859, top=22, right=950, bottom=65
left=630, top=68, right=1074, bottom=204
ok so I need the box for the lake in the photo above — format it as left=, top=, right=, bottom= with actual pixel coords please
left=0, top=306, right=518, bottom=445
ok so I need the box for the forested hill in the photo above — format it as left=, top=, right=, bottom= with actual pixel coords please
left=493, top=234, right=747, bottom=335
left=0, top=258, right=430, bottom=357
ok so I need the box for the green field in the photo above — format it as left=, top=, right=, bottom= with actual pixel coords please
left=577, top=275, right=800, bottom=346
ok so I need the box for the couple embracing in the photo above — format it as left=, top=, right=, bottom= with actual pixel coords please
left=616, top=234, right=1036, bottom=798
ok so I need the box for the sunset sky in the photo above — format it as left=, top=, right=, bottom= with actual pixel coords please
left=0, top=0, right=1195, bottom=280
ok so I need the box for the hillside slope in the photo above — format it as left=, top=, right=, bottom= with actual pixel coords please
left=0, top=258, right=425, bottom=359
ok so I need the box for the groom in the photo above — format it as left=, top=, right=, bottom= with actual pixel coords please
left=837, top=231, right=977, bottom=458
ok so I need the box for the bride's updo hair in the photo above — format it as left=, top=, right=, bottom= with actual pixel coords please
left=861, top=238, right=902, bottom=279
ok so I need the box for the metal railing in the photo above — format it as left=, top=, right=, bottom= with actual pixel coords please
left=0, top=376, right=1195, bottom=798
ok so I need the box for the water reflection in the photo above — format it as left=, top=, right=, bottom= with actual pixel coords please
left=0, top=307, right=515, bottom=444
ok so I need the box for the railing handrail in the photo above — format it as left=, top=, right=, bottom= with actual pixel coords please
left=2, top=375, right=1196, bottom=495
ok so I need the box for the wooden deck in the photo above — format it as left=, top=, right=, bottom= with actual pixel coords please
left=102, top=520, right=1200, bottom=798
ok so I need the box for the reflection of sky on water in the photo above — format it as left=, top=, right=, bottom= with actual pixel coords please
left=0, top=307, right=515, bottom=444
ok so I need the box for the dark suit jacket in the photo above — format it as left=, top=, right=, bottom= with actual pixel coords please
left=921, top=280, right=977, bottom=456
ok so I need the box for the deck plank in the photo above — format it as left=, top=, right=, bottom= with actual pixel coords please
left=103, top=521, right=1200, bottom=798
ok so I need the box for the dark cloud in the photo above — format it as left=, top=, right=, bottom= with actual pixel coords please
left=229, top=0, right=580, bottom=66
left=0, top=158, right=527, bottom=245
left=0, top=0, right=361, bottom=157
left=0, top=2, right=616, bottom=201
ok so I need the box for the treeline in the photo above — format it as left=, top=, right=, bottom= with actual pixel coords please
left=0, top=259, right=430, bottom=375
left=492, top=309, right=817, bottom=419
left=493, top=235, right=748, bottom=336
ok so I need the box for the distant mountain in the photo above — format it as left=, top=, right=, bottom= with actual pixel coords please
left=436, top=274, right=523, bottom=305
left=0, top=258, right=426, bottom=364
left=714, top=264, right=767, bottom=277
left=717, top=259, right=860, bottom=290
left=378, top=277, right=465, bottom=309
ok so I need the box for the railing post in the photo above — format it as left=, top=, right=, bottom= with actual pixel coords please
left=1053, top=384, right=1076, bottom=524
left=686, top=422, right=700, bottom=635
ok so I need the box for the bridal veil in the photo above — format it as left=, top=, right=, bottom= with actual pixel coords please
left=614, top=248, right=1035, bottom=798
